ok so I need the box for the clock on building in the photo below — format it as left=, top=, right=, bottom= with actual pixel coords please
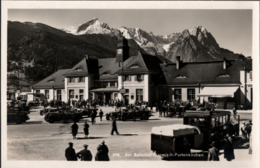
left=117, top=49, right=123, bottom=55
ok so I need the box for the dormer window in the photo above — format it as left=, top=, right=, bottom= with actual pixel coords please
left=75, top=67, right=82, bottom=71
left=101, top=72, right=109, bottom=76
left=218, top=73, right=230, bottom=78
left=130, top=64, right=140, bottom=68
left=48, top=79, right=55, bottom=83
left=175, top=75, right=187, bottom=79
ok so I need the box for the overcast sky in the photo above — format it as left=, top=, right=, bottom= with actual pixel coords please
left=8, top=9, right=252, bottom=56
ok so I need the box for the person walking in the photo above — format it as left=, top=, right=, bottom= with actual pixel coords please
left=65, top=142, right=77, bottom=161
left=71, top=121, right=79, bottom=139
left=91, top=111, right=96, bottom=124
left=208, top=141, right=220, bottom=161
left=95, top=141, right=110, bottom=161
left=76, top=144, right=93, bottom=161
left=111, top=117, right=119, bottom=135
left=224, top=134, right=235, bottom=161
left=84, top=120, right=89, bottom=139
left=99, top=109, right=104, bottom=121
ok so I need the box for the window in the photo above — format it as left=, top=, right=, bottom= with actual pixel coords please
left=78, top=77, right=85, bottom=82
left=69, top=90, right=74, bottom=98
left=124, top=75, right=131, bottom=81
left=36, top=90, right=40, bottom=95
left=174, top=89, right=182, bottom=100
left=68, top=77, right=75, bottom=83
left=45, top=90, right=49, bottom=99
left=79, top=89, right=84, bottom=94
left=136, top=74, right=144, bottom=82
left=136, top=89, right=143, bottom=102
left=176, top=75, right=187, bottom=79
left=57, top=90, right=62, bottom=100
left=187, top=89, right=195, bottom=101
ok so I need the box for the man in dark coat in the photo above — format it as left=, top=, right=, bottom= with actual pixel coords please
left=111, top=117, right=119, bottom=135
left=71, top=122, right=78, bottom=139
left=65, top=142, right=77, bottom=161
left=99, top=109, right=104, bottom=121
left=77, top=144, right=93, bottom=161
left=208, top=141, right=220, bottom=161
left=224, top=135, right=235, bottom=161
left=95, top=141, right=110, bottom=161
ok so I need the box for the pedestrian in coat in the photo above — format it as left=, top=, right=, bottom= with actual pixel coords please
left=91, top=111, right=96, bottom=124
left=77, top=144, right=93, bottom=161
left=95, top=141, right=110, bottom=161
left=65, top=142, right=77, bottom=161
left=208, top=141, right=220, bottom=161
left=111, top=117, right=119, bottom=135
left=99, top=109, right=104, bottom=121
left=84, top=120, right=89, bottom=138
left=224, top=135, right=235, bottom=161
left=71, top=121, right=78, bottom=139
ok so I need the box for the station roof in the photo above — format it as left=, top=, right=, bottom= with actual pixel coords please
left=32, top=69, right=70, bottom=89
left=160, top=60, right=246, bottom=85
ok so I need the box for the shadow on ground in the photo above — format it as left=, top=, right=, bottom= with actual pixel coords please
left=76, top=137, right=106, bottom=140
left=117, top=134, right=138, bottom=136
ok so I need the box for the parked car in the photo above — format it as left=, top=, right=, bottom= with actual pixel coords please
left=106, top=106, right=151, bottom=121
left=7, top=103, right=30, bottom=124
left=40, top=107, right=59, bottom=115
left=44, top=109, right=83, bottom=123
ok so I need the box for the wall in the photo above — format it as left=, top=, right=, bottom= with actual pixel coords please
left=119, top=74, right=149, bottom=104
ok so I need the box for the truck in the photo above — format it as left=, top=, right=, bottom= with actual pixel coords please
left=7, top=101, right=30, bottom=124
left=151, top=110, right=238, bottom=160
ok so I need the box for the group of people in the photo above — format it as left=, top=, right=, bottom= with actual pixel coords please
left=241, top=120, right=252, bottom=143
left=65, top=141, right=109, bottom=161
left=208, top=134, right=235, bottom=161
left=71, top=121, right=90, bottom=139
left=71, top=115, right=120, bottom=139
left=90, top=109, right=104, bottom=124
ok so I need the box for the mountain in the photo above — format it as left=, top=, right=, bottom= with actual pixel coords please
left=64, top=18, right=245, bottom=62
left=8, top=19, right=247, bottom=87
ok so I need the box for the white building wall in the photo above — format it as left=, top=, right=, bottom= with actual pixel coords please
left=85, top=76, right=89, bottom=100
left=240, top=70, right=246, bottom=104
left=182, top=88, right=187, bottom=101
left=61, top=89, right=66, bottom=102
left=64, top=78, right=68, bottom=102
left=118, top=75, right=123, bottom=100
left=49, top=89, right=54, bottom=101
left=144, top=74, right=149, bottom=102
left=195, top=87, right=200, bottom=101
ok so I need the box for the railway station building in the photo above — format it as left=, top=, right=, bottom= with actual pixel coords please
left=31, top=38, right=253, bottom=109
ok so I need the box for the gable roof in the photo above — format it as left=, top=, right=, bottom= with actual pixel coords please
left=64, top=58, right=98, bottom=77
left=117, top=52, right=163, bottom=75
left=32, top=69, right=70, bottom=89
left=161, top=60, right=246, bottom=86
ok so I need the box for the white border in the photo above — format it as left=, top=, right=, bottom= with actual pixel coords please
left=1, top=1, right=259, bottom=168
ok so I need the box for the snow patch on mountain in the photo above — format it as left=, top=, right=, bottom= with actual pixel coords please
left=163, top=42, right=175, bottom=52
left=118, top=27, right=132, bottom=39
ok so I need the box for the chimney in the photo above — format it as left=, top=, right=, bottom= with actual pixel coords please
left=176, top=56, right=181, bottom=70
left=223, top=58, right=227, bottom=70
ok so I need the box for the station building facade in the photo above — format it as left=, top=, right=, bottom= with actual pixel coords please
left=31, top=38, right=253, bottom=109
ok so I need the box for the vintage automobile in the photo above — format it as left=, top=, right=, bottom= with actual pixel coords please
left=40, top=107, right=59, bottom=115
left=7, top=103, right=30, bottom=124
left=80, top=107, right=98, bottom=117
left=151, top=124, right=205, bottom=159
left=44, top=109, right=83, bottom=123
left=106, top=106, right=151, bottom=121
left=151, top=110, right=238, bottom=159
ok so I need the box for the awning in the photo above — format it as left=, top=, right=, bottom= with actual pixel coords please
left=198, top=86, right=239, bottom=98
left=90, top=88, right=119, bottom=93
